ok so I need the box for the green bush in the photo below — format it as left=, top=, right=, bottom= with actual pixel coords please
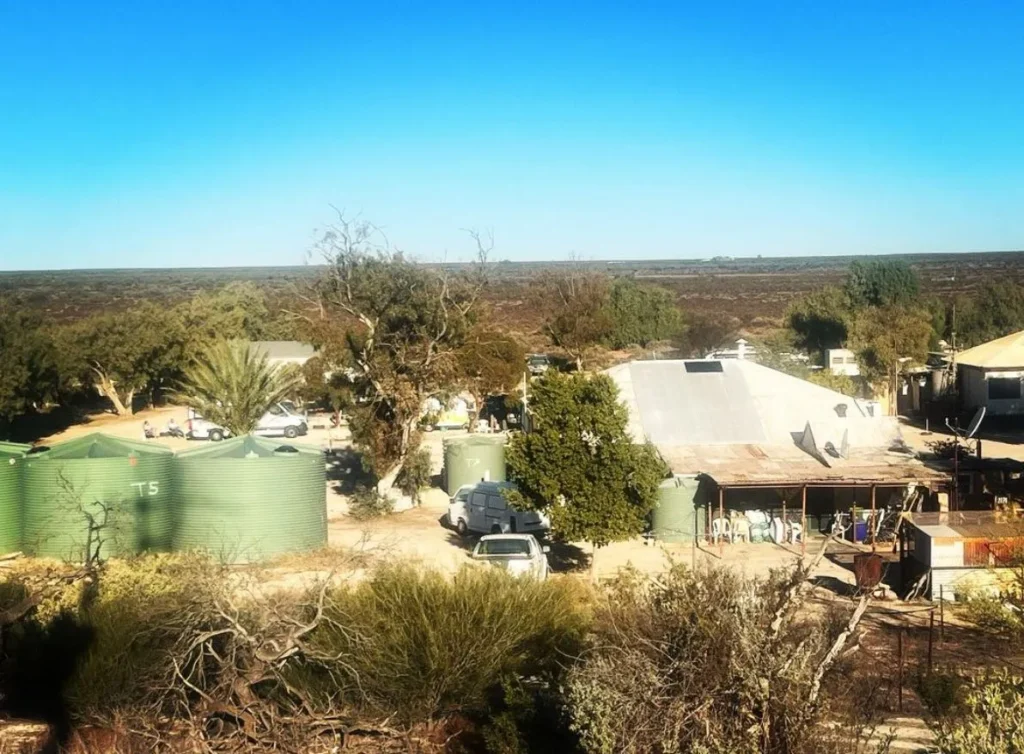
left=290, top=563, right=590, bottom=723
left=935, top=670, right=1024, bottom=754
left=348, top=484, right=394, bottom=519
left=396, top=447, right=433, bottom=503
left=956, top=588, right=1023, bottom=637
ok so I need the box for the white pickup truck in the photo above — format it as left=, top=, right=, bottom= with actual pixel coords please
left=186, top=402, right=308, bottom=442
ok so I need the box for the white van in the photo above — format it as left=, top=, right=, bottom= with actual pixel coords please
left=447, top=481, right=550, bottom=537
left=186, top=403, right=308, bottom=442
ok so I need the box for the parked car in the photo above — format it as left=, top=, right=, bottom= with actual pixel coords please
left=186, top=403, right=309, bottom=441
left=527, top=354, right=550, bottom=376
left=470, top=534, right=549, bottom=580
left=447, top=481, right=550, bottom=536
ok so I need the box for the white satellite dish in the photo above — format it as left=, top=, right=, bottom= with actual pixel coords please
left=966, top=407, right=986, bottom=439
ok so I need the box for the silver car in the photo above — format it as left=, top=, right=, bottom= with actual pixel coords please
left=470, top=534, right=550, bottom=580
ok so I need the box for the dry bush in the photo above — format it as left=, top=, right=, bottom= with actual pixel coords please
left=564, top=563, right=873, bottom=754
left=289, top=563, right=591, bottom=724
left=934, top=669, right=1024, bottom=754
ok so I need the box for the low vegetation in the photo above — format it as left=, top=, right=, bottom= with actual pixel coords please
left=0, top=549, right=911, bottom=753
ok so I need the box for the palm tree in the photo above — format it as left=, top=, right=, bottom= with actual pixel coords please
left=176, top=340, right=303, bottom=436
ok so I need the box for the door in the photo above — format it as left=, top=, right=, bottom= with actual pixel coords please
left=485, top=493, right=506, bottom=532
left=469, top=492, right=488, bottom=532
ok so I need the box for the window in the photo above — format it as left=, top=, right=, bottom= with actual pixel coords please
left=470, top=492, right=488, bottom=508
left=477, top=539, right=531, bottom=556
left=486, top=494, right=506, bottom=511
left=267, top=404, right=284, bottom=416
left=988, top=377, right=1021, bottom=401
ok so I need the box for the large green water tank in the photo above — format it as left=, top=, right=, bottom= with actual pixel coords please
left=443, top=435, right=507, bottom=496
left=172, top=435, right=327, bottom=564
left=652, top=475, right=704, bottom=543
left=0, top=441, right=31, bottom=555
left=21, top=433, right=174, bottom=561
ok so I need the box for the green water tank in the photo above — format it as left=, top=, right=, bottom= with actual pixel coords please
left=172, top=435, right=327, bottom=564
left=652, top=475, right=704, bottom=543
left=443, top=435, right=507, bottom=497
left=21, top=433, right=174, bottom=561
left=0, top=441, right=31, bottom=555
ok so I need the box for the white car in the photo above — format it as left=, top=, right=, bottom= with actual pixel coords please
left=448, top=481, right=550, bottom=537
left=186, top=403, right=309, bottom=442
left=471, top=534, right=550, bottom=580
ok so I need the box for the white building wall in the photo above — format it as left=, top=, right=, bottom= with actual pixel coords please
left=827, top=349, right=860, bottom=377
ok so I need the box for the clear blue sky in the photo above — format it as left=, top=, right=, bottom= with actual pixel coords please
left=1, top=2, right=1022, bottom=270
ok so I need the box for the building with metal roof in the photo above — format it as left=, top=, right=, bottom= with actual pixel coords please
left=956, top=330, right=1024, bottom=417
left=606, top=359, right=948, bottom=548
left=901, top=510, right=1024, bottom=600
left=249, top=341, right=317, bottom=368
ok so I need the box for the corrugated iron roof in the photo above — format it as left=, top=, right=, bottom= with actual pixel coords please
left=607, top=359, right=946, bottom=486
left=909, top=511, right=1024, bottom=540
left=956, top=330, right=1024, bottom=369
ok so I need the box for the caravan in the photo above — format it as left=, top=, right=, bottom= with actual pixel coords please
left=447, top=481, right=550, bottom=537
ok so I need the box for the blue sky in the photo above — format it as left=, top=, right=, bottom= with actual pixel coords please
left=1, top=2, right=1022, bottom=269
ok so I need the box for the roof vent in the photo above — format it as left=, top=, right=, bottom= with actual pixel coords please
left=685, top=361, right=724, bottom=373
left=834, top=403, right=848, bottom=418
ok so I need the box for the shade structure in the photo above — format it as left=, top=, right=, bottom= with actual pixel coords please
left=172, top=435, right=327, bottom=564
left=0, top=441, right=31, bottom=554
left=443, top=435, right=507, bottom=496
left=21, top=433, right=174, bottom=561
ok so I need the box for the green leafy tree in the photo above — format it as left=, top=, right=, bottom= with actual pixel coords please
left=505, top=372, right=667, bottom=550
left=844, top=259, right=920, bottom=308
left=850, top=306, right=932, bottom=413
left=174, top=340, right=302, bottom=435
left=953, top=280, right=1024, bottom=347
left=307, top=216, right=488, bottom=490
left=177, top=282, right=275, bottom=349
left=0, top=306, right=62, bottom=426
left=605, top=279, right=682, bottom=349
left=456, top=328, right=526, bottom=427
left=785, top=286, right=851, bottom=362
left=540, top=266, right=613, bottom=370
left=61, top=304, right=185, bottom=416
left=677, top=313, right=736, bottom=358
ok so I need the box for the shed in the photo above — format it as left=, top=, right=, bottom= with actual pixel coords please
left=957, top=330, right=1024, bottom=417
left=172, top=435, right=327, bottom=563
left=21, top=433, right=174, bottom=561
left=901, top=511, right=1024, bottom=600
left=249, top=341, right=317, bottom=369
left=0, top=441, right=31, bottom=554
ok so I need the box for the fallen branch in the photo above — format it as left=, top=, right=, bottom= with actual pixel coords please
left=807, top=593, right=870, bottom=710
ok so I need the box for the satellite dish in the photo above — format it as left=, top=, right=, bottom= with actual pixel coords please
left=840, top=428, right=849, bottom=460
left=796, top=421, right=830, bottom=467
left=966, top=407, right=986, bottom=439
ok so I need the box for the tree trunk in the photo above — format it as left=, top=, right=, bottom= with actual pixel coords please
left=376, top=418, right=416, bottom=494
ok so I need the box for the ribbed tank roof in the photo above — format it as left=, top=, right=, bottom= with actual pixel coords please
left=443, top=435, right=507, bottom=448
left=35, top=432, right=173, bottom=459
left=0, top=441, right=31, bottom=459
left=174, top=434, right=323, bottom=460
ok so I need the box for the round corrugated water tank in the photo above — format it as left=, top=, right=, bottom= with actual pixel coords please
left=21, top=433, right=174, bottom=561
left=0, top=441, right=31, bottom=555
left=652, top=476, right=703, bottom=543
left=172, top=435, right=327, bottom=564
left=443, top=435, right=506, bottom=497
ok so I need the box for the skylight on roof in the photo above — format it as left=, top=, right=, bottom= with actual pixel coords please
left=684, top=361, right=724, bottom=373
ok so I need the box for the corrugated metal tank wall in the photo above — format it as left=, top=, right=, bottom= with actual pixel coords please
left=21, top=434, right=174, bottom=561
left=0, top=441, right=31, bottom=554
left=172, top=435, right=327, bottom=564
left=652, top=475, right=704, bottom=542
left=443, top=435, right=507, bottom=496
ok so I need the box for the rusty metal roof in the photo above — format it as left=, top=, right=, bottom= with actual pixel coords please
left=908, top=511, right=1024, bottom=540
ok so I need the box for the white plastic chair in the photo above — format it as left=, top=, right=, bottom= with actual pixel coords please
left=787, top=521, right=804, bottom=544
left=711, top=517, right=732, bottom=544
left=730, top=514, right=750, bottom=543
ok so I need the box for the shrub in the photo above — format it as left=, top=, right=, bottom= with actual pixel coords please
left=348, top=485, right=394, bottom=520
left=396, top=447, right=433, bottom=504
left=564, top=564, right=870, bottom=754
left=290, top=563, right=590, bottom=723
left=935, top=670, right=1024, bottom=754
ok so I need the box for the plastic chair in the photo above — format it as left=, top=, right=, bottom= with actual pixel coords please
left=711, top=517, right=732, bottom=544
left=787, top=521, right=803, bottom=544
left=730, top=514, right=750, bottom=543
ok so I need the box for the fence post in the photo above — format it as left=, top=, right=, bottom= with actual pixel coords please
left=928, top=610, right=935, bottom=675
left=939, top=585, right=945, bottom=643
left=898, top=627, right=905, bottom=713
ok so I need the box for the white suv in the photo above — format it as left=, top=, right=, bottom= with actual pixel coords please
left=186, top=403, right=309, bottom=442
